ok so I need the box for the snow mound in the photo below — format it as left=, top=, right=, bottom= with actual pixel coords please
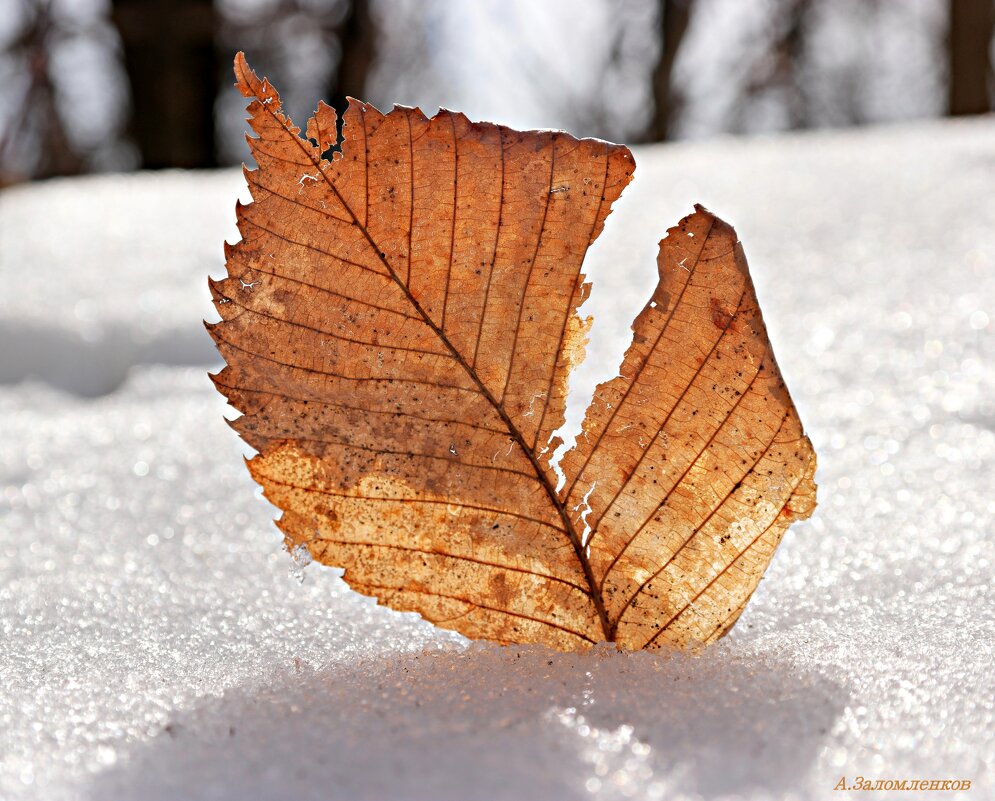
left=1, top=118, right=993, bottom=800
left=0, top=171, right=244, bottom=395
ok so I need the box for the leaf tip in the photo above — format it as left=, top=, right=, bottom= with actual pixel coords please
left=233, top=50, right=252, bottom=93
left=207, top=276, right=223, bottom=298
left=234, top=51, right=281, bottom=110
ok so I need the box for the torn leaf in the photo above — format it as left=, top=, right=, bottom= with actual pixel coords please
left=209, top=53, right=817, bottom=651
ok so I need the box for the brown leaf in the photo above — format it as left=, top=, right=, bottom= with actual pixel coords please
left=209, top=53, right=817, bottom=651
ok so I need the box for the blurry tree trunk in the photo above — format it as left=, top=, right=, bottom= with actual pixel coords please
left=644, top=0, right=692, bottom=141
left=326, top=0, right=377, bottom=144
left=0, top=0, right=84, bottom=183
left=731, top=0, right=811, bottom=133
left=112, top=0, right=218, bottom=169
left=948, top=0, right=994, bottom=115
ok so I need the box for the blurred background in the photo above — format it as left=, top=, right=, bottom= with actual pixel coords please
left=1, top=0, right=993, bottom=185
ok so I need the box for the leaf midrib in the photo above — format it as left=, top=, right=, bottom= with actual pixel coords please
left=254, top=95, right=613, bottom=643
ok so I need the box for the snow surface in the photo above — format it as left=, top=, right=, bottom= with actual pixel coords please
left=1, top=118, right=994, bottom=801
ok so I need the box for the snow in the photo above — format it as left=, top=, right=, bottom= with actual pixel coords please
left=0, top=171, right=243, bottom=396
left=2, top=118, right=994, bottom=800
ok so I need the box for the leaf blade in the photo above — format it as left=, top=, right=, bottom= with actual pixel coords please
left=559, top=208, right=817, bottom=649
left=219, top=54, right=638, bottom=645
left=214, top=54, right=816, bottom=652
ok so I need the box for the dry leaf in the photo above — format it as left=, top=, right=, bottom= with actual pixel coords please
left=209, top=53, right=817, bottom=651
